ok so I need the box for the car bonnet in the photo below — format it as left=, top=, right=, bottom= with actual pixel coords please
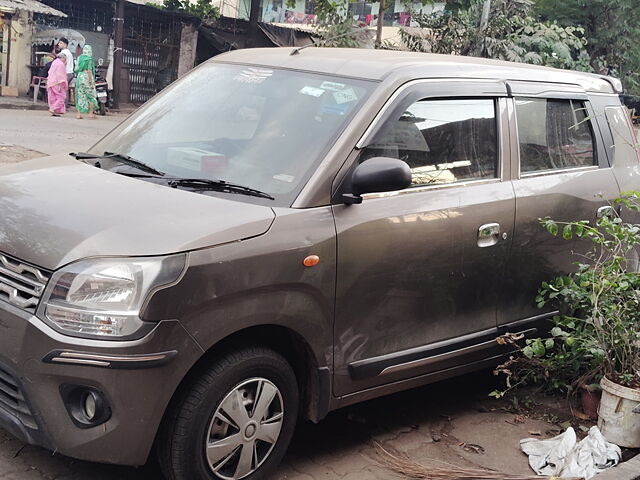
left=0, top=155, right=276, bottom=270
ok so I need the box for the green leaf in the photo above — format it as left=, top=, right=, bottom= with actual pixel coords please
left=488, top=390, right=504, bottom=399
left=562, top=224, right=573, bottom=240
left=546, top=221, right=559, bottom=236
left=545, top=338, right=555, bottom=349
left=551, top=326, right=563, bottom=337
left=523, top=345, right=534, bottom=359
left=531, top=339, right=546, bottom=356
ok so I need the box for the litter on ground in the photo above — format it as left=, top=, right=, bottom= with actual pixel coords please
left=520, top=426, right=621, bottom=479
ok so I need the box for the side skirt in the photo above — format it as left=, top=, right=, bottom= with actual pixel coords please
left=330, top=311, right=557, bottom=412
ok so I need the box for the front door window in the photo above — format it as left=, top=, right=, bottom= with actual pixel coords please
left=360, top=98, right=498, bottom=186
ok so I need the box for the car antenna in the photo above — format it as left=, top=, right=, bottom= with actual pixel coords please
left=290, top=29, right=364, bottom=55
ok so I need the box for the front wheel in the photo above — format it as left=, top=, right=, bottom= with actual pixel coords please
left=158, top=347, right=299, bottom=480
left=98, top=102, right=106, bottom=116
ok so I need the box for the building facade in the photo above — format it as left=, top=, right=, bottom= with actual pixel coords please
left=0, top=0, right=66, bottom=96
left=0, top=0, right=198, bottom=103
left=217, top=0, right=445, bottom=27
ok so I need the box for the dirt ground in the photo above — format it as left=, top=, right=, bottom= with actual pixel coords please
left=0, top=143, right=46, bottom=164
left=0, top=367, right=619, bottom=480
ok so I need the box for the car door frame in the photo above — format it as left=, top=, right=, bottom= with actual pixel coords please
left=497, top=81, right=620, bottom=331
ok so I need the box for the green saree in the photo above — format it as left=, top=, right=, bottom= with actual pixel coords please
left=74, top=45, right=99, bottom=114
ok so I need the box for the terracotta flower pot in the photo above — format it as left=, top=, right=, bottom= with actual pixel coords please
left=580, top=384, right=601, bottom=420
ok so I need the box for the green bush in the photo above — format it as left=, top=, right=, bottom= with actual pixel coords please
left=492, top=192, right=640, bottom=398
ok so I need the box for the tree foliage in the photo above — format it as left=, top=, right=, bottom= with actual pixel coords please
left=534, top=0, right=640, bottom=94
left=398, top=0, right=589, bottom=70
left=157, top=0, right=220, bottom=20
left=312, top=1, right=372, bottom=48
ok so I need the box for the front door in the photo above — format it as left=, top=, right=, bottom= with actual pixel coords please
left=498, top=83, right=621, bottom=327
left=332, top=83, right=515, bottom=396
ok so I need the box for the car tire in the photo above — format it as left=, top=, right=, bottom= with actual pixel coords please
left=158, top=346, right=299, bottom=480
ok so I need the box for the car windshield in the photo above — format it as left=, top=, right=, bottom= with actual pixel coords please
left=90, top=63, right=375, bottom=205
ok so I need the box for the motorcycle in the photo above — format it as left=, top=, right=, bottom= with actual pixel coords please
left=94, top=73, right=112, bottom=115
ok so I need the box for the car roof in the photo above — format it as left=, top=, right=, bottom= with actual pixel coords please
left=214, top=47, right=617, bottom=94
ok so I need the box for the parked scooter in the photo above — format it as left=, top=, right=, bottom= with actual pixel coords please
left=94, top=73, right=112, bottom=115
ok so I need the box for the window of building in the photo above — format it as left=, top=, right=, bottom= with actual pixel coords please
left=515, top=98, right=596, bottom=173
left=347, top=0, right=372, bottom=23
left=305, top=0, right=316, bottom=14
left=360, top=98, right=498, bottom=187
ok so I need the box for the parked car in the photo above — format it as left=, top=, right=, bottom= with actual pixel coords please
left=0, top=48, right=638, bottom=480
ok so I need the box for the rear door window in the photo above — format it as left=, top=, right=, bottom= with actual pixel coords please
left=605, top=106, right=640, bottom=166
left=515, top=98, right=596, bottom=173
left=360, top=99, right=498, bottom=187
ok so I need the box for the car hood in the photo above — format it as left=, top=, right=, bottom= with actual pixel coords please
left=0, top=155, right=276, bottom=270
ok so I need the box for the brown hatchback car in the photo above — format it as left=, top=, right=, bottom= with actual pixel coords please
left=1, top=48, right=639, bottom=480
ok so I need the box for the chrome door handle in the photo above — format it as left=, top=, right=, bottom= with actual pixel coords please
left=478, top=223, right=501, bottom=248
left=597, top=206, right=614, bottom=218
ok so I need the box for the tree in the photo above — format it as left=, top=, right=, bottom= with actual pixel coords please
left=398, top=0, right=589, bottom=71
left=534, top=0, right=640, bottom=94
left=285, top=0, right=373, bottom=48
left=157, top=0, right=220, bottom=20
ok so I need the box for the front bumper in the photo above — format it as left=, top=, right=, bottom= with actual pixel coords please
left=0, top=300, right=202, bottom=466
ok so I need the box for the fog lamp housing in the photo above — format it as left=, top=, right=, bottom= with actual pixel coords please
left=60, top=385, right=111, bottom=428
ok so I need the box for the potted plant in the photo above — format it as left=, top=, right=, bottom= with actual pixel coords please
left=494, top=193, right=640, bottom=447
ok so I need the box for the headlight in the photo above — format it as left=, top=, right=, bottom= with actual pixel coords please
left=37, top=254, right=186, bottom=339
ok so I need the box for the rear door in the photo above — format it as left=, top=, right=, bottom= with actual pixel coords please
left=498, top=82, right=621, bottom=328
left=332, top=81, right=516, bottom=396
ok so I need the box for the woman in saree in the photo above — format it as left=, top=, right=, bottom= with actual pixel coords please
left=74, top=45, right=98, bottom=119
left=46, top=54, right=68, bottom=116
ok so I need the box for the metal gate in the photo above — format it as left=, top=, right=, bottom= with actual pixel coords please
left=123, top=5, right=183, bottom=104
left=123, top=39, right=179, bottom=103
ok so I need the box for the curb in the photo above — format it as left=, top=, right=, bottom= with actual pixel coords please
left=594, top=453, right=640, bottom=480
left=0, top=102, right=48, bottom=111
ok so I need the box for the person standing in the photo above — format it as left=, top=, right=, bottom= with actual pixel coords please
left=74, top=45, right=98, bottom=119
left=46, top=54, right=68, bottom=116
left=57, top=37, right=74, bottom=106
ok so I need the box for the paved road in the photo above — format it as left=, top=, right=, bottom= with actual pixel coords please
left=0, top=109, right=125, bottom=157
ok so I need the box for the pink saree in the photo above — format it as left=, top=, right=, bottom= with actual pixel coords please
left=47, top=58, right=68, bottom=114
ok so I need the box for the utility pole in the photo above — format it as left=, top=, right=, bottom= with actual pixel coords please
left=475, top=0, right=491, bottom=56
left=480, top=0, right=491, bottom=30
left=375, top=0, right=384, bottom=48
left=247, top=0, right=260, bottom=47
left=112, top=0, right=125, bottom=109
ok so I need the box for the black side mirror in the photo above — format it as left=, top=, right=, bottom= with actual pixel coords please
left=343, top=157, right=412, bottom=204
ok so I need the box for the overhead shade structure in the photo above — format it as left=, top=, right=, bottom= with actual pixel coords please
left=0, top=0, right=66, bottom=16
left=32, top=28, right=85, bottom=46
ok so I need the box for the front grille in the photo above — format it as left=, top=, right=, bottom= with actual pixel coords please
left=0, top=363, right=37, bottom=429
left=0, top=253, right=50, bottom=313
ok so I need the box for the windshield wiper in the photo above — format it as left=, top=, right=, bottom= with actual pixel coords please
left=168, top=178, right=274, bottom=200
left=71, top=151, right=165, bottom=176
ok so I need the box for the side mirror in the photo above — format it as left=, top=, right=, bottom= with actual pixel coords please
left=343, top=157, right=412, bottom=204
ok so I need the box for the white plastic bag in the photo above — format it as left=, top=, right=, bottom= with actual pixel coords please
left=520, top=426, right=621, bottom=479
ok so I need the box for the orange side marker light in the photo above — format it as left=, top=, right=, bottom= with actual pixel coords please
left=303, top=255, right=320, bottom=267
